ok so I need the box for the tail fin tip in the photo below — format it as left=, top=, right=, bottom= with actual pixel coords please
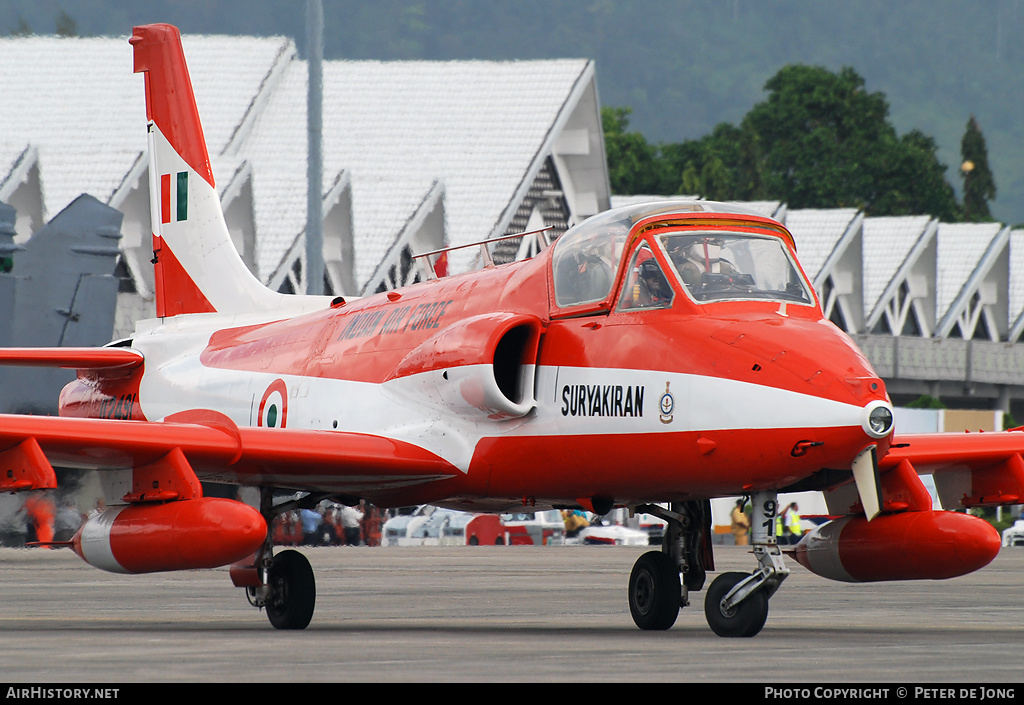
left=129, top=23, right=213, bottom=187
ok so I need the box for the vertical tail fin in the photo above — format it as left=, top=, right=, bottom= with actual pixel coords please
left=130, top=24, right=284, bottom=317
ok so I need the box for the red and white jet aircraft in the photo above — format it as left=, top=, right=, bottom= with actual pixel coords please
left=0, top=24, right=1016, bottom=636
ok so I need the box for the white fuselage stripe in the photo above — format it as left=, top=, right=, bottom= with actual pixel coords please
left=135, top=321, right=867, bottom=475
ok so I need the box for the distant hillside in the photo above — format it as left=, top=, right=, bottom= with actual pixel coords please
left=4, top=0, right=1023, bottom=224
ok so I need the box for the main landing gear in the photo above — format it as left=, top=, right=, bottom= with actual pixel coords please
left=632, top=491, right=789, bottom=637
left=241, top=489, right=320, bottom=630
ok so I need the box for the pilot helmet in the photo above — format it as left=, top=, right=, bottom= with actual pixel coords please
left=639, top=259, right=667, bottom=295
left=639, top=258, right=661, bottom=279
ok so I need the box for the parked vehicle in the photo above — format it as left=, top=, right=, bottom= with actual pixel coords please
left=406, top=508, right=461, bottom=546
left=1002, top=519, right=1024, bottom=546
left=636, top=511, right=667, bottom=545
left=381, top=506, right=435, bottom=546
left=440, top=513, right=506, bottom=546
left=501, top=510, right=565, bottom=545
left=578, top=523, right=650, bottom=546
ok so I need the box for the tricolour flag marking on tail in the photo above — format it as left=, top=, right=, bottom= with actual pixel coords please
left=160, top=171, right=189, bottom=224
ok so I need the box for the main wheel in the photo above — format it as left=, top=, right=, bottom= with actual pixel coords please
left=265, top=550, right=316, bottom=630
left=704, top=571, right=768, bottom=637
left=628, top=551, right=681, bottom=630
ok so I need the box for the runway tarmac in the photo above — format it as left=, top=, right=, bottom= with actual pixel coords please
left=0, top=544, right=1022, bottom=683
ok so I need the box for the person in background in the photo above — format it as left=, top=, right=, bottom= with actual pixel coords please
left=562, top=510, right=590, bottom=538
left=359, top=501, right=383, bottom=546
left=730, top=498, right=750, bottom=546
left=784, top=502, right=803, bottom=545
left=340, top=503, right=364, bottom=546
left=300, top=508, right=324, bottom=545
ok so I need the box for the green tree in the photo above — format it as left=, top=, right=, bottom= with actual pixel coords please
left=871, top=129, right=960, bottom=221
left=740, top=65, right=959, bottom=218
left=906, top=394, right=945, bottom=409
left=9, top=16, right=32, bottom=36
left=605, top=65, right=961, bottom=220
left=661, top=123, right=764, bottom=201
left=960, top=116, right=996, bottom=222
left=601, top=106, right=667, bottom=195
left=741, top=66, right=885, bottom=209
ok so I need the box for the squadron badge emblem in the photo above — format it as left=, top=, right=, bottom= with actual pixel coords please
left=659, top=382, right=674, bottom=424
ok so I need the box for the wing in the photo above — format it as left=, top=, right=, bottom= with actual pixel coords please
left=881, top=430, right=1024, bottom=509
left=816, top=429, right=1024, bottom=517
left=0, top=410, right=459, bottom=500
left=0, top=347, right=144, bottom=369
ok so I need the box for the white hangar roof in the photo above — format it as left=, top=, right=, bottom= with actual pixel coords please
left=862, top=215, right=933, bottom=318
left=783, top=207, right=860, bottom=287
left=1011, top=230, right=1024, bottom=338
left=0, top=32, right=610, bottom=306
left=0, top=34, right=292, bottom=227
left=246, top=56, right=600, bottom=288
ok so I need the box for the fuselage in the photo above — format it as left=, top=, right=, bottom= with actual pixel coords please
left=59, top=202, right=893, bottom=510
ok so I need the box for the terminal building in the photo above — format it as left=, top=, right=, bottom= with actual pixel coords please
left=2, top=34, right=1023, bottom=419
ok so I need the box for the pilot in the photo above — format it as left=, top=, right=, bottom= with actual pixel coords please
left=669, top=240, right=734, bottom=288
left=557, top=241, right=613, bottom=305
left=635, top=259, right=672, bottom=307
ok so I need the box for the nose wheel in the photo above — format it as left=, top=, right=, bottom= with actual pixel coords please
left=703, top=491, right=788, bottom=637
left=704, top=571, right=769, bottom=637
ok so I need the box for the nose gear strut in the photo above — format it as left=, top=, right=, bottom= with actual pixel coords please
left=704, top=490, right=788, bottom=637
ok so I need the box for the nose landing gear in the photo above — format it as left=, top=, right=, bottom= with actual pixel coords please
left=631, top=492, right=788, bottom=637
left=704, top=570, right=770, bottom=637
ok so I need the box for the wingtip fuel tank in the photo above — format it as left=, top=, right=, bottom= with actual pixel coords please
left=792, top=511, right=1001, bottom=583
left=72, top=498, right=267, bottom=574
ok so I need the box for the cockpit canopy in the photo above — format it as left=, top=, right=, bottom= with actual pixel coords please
left=551, top=199, right=813, bottom=310
left=551, top=207, right=633, bottom=307
left=658, top=231, right=812, bottom=304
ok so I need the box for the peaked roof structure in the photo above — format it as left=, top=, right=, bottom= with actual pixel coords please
left=862, top=216, right=934, bottom=323
left=783, top=208, right=861, bottom=288
left=245, top=56, right=604, bottom=291
left=0, top=33, right=609, bottom=306
left=1010, top=230, right=1024, bottom=341
left=0, top=35, right=292, bottom=227
left=935, top=222, right=1010, bottom=339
